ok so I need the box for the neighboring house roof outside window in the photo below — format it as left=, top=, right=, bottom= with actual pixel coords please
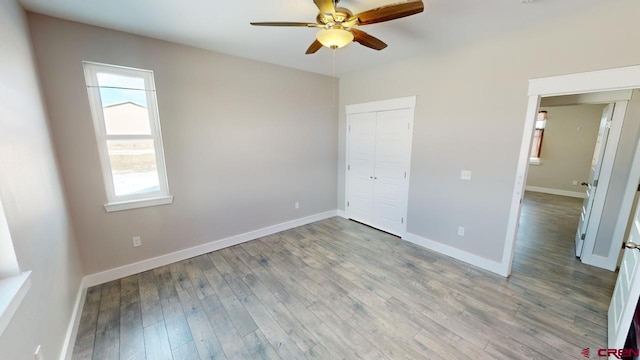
left=102, top=101, right=151, bottom=135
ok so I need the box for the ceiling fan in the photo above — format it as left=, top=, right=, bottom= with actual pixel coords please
left=250, top=0, right=425, bottom=54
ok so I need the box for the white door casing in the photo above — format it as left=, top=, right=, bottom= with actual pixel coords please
left=345, top=96, right=416, bottom=237
left=575, top=104, right=614, bottom=257
left=608, top=198, right=640, bottom=353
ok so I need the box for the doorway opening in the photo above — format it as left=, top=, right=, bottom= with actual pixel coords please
left=524, top=96, right=635, bottom=262
left=501, top=65, right=640, bottom=277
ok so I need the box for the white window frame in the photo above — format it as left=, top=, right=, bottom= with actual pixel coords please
left=528, top=111, right=546, bottom=165
left=0, top=197, right=31, bottom=337
left=83, top=62, right=172, bottom=212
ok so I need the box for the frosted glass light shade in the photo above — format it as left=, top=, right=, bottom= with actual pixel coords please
left=316, top=28, right=354, bottom=49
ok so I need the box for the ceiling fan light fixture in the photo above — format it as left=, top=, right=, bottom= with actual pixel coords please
left=316, top=28, right=354, bottom=49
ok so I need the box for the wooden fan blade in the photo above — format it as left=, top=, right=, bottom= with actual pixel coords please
left=351, top=28, right=387, bottom=50
left=306, top=39, right=323, bottom=54
left=250, top=22, right=317, bottom=27
left=349, top=0, right=424, bottom=25
left=314, top=0, right=335, bottom=15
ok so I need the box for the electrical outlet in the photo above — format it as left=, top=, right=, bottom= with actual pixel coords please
left=458, top=226, right=465, bottom=236
left=132, top=236, right=142, bottom=247
left=460, top=170, right=472, bottom=180
left=34, top=345, right=44, bottom=360
left=572, top=180, right=578, bottom=185
left=295, top=202, right=300, bottom=209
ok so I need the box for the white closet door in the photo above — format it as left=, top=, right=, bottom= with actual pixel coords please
left=373, top=109, right=411, bottom=235
left=609, top=246, right=640, bottom=352
left=347, top=112, right=377, bottom=225
left=608, top=194, right=640, bottom=351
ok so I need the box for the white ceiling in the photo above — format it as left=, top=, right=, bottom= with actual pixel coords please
left=19, top=0, right=608, bottom=76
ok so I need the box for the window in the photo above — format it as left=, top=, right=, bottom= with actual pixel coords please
left=530, top=110, right=547, bottom=165
left=0, top=198, right=31, bottom=337
left=83, top=62, right=172, bottom=212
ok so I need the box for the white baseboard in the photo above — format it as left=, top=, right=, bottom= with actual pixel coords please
left=60, top=278, right=87, bottom=360
left=83, top=210, right=338, bottom=287
left=403, top=232, right=507, bottom=277
left=581, top=253, right=617, bottom=272
left=525, top=186, right=585, bottom=199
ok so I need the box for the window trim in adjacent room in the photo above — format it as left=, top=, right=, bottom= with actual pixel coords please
left=529, top=110, right=547, bottom=165
left=83, top=62, right=172, bottom=212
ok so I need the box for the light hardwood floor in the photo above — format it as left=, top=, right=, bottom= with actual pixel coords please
left=72, top=192, right=618, bottom=359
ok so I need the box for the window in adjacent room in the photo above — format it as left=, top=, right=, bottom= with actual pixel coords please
left=530, top=110, right=547, bottom=165
left=83, top=62, right=172, bottom=212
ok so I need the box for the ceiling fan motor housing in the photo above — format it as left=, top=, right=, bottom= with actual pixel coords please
left=317, top=8, right=353, bottom=25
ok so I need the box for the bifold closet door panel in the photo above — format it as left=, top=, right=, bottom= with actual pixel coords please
left=372, top=109, right=412, bottom=235
left=347, top=112, right=377, bottom=225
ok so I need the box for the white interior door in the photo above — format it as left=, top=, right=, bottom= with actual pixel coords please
left=372, top=109, right=412, bottom=235
left=575, top=104, right=614, bottom=257
left=347, top=112, right=376, bottom=225
left=608, top=198, right=640, bottom=352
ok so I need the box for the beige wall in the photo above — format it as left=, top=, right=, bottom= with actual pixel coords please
left=0, top=2, right=83, bottom=359
left=526, top=104, right=604, bottom=193
left=338, top=0, right=640, bottom=263
left=27, top=14, right=338, bottom=274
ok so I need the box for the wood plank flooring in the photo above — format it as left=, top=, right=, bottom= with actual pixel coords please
left=72, top=192, right=618, bottom=359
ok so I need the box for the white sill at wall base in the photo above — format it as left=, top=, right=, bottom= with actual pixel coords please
left=0, top=271, right=31, bottom=336
left=529, top=157, right=541, bottom=165
left=104, top=195, right=173, bottom=212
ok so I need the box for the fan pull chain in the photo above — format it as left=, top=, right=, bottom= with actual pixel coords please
left=332, top=48, right=336, bottom=109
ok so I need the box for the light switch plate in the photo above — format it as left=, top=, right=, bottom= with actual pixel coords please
left=460, top=170, right=472, bottom=180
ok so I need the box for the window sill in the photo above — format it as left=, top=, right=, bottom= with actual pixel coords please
left=104, top=195, right=173, bottom=212
left=0, top=271, right=31, bottom=336
left=529, top=158, right=541, bottom=166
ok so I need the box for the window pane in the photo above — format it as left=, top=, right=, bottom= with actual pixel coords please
left=531, top=129, right=543, bottom=158
left=107, top=139, right=160, bottom=196
left=97, top=72, right=145, bottom=90
left=99, top=86, right=148, bottom=108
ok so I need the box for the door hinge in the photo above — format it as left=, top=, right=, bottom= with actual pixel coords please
left=581, top=233, right=586, bottom=240
left=404, top=171, right=407, bottom=179
left=593, top=179, right=599, bottom=187
left=606, top=121, right=612, bottom=129
left=401, top=217, right=404, bottom=224
left=347, top=201, right=350, bottom=207
left=348, top=125, right=351, bottom=131
left=348, top=164, right=351, bottom=171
